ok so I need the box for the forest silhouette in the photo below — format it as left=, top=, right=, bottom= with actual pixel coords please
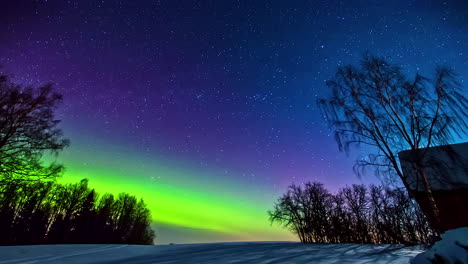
left=0, top=179, right=155, bottom=245
left=0, top=74, right=155, bottom=245
left=269, top=182, right=432, bottom=245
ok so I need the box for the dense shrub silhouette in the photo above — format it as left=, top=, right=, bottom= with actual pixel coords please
left=0, top=179, right=155, bottom=245
left=269, top=182, right=432, bottom=245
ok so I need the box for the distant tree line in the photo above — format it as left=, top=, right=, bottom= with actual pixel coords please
left=269, top=182, right=433, bottom=245
left=0, top=178, right=155, bottom=245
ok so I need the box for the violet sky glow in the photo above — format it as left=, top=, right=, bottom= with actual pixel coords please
left=1, top=0, right=467, bottom=244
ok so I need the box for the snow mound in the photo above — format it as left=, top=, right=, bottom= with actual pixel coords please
left=411, top=228, right=468, bottom=264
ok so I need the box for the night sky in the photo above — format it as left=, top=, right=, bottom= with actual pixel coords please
left=1, top=0, right=467, bottom=244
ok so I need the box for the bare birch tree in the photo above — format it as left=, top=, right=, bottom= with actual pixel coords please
left=318, top=55, right=468, bottom=232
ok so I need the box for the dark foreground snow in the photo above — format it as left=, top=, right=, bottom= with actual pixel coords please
left=0, top=242, right=424, bottom=264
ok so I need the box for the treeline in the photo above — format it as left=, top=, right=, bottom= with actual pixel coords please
left=0, top=74, right=156, bottom=245
left=269, top=182, right=433, bottom=245
left=0, top=179, right=155, bottom=245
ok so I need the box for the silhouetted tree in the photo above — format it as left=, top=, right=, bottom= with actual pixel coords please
left=0, top=181, right=18, bottom=244
left=0, top=74, right=69, bottom=184
left=73, top=189, right=98, bottom=243
left=328, top=191, right=350, bottom=243
left=318, top=55, right=468, bottom=232
left=342, top=185, right=371, bottom=243
left=95, top=194, right=114, bottom=243
left=128, top=199, right=155, bottom=245
left=268, top=185, right=308, bottom=242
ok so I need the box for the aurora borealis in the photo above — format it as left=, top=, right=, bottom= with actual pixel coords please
left=1, top=1, right=467, bottom=244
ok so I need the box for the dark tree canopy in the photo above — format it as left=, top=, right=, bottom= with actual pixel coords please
left=318, top=55, right=468, bottom=231
left=0, top=75, right=69, bottom=183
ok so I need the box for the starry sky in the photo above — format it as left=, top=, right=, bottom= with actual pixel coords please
left=1, top=0, right=467, bottom=244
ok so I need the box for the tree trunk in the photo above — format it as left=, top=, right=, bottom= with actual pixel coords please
left=416, top=164, right=442, bottom=234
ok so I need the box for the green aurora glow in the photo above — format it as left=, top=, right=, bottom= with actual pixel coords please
left=54, top=134, right=296, bottom=244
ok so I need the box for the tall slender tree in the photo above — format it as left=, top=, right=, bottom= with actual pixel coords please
left=318, top=55, right=468, bottom=232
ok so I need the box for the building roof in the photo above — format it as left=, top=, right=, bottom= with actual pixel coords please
left=398, top=142, right=468, bottom=191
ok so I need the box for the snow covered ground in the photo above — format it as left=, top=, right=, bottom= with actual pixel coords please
left=412, top=227, right=468, bottom=264
left=0, top=242, right=424, bottom=264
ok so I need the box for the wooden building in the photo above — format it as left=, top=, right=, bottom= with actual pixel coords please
left=398, top=142, right=468, bottom=231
